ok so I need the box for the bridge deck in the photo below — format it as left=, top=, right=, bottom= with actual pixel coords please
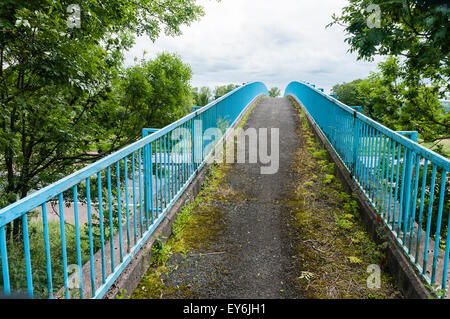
left=140, top=97, right=303, bottom=298
left=52, top=97, right=404, bottom=299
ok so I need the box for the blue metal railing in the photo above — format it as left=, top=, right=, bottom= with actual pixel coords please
left=285, top=81, right=450, bottom=295
left=0, top=82, right=268, bottom=299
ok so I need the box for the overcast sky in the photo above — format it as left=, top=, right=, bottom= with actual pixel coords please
left=124, top=0, right=383, bottom=95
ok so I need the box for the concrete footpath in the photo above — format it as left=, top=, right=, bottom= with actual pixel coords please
left=151, top=97, right=303, bottom=298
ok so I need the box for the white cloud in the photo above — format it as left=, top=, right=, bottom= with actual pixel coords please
left=124, top=0, right=382, bottom=94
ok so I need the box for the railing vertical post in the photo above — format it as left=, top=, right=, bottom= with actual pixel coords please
left=351, top=111, right=360, bottom=176
left=0, top=226, right=10, bottom=296
left=85, top=178, right=96, bottom=296
left=142, top=129, right=154, bottom=229
left=400, top=132, right=418, bottom=242
left=41, top=204, right=53, bottom=298
left=58, top=193, right=69, bottom=299
left=402, top=148, right=414, bottom=243
left=22, top=214, right=33, bottom=298
left=441, top=206, right=450, bottom=296
left=97, top=171, right=106, bottom=284
left=149, top=142, right=154, bottom=225
left=351, top=106, right=362, bottom=113
left=143, top=142, right=149, bottom=228
left=193, top=117, right=202, bottom=166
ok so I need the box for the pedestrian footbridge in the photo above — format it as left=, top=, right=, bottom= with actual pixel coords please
left=0, top=82, right=448, bottom=298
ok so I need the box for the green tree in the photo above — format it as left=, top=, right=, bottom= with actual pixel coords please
left=268, top=87, right=281, bottom=98
left=333, top=58, right=449, bottom=150
left=192, top=86, right=212, bottom=106
left=98, top=53, right=193, bottom=149
left=214, top=84, right=239, bottom=98
left=328, top=0, right=449, bottom=88
left=329, top=1, right=449, bottom=153
left=357, top=57, right=449, bottom=149
left=0, top=0, right=207, bottom=239
left=331, top=79, right=366, bottom=108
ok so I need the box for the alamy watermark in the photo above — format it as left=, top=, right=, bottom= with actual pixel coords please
left=170, top=120, right=280, bottom=175
left=67, top=4, right=81, bottom=29
left=366, top=4, right=381, bottom=29
left=367, top=264, right=381, bottom=289
left=66, top=264, right=81, bottom=298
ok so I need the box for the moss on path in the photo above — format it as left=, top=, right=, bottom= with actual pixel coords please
left=287, top=97, right=402, bottom=299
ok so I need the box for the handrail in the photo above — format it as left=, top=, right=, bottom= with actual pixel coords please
left=0, top=81, right=268, bottom=299
left=294, top=82, right=450, bottom=170
left=0, top=83, right=262, bottom=225
left=286, top=81, right=450, bottom=296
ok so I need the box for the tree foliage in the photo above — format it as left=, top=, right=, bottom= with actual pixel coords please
left=360, top=58, right=449, bottom=147
left=331, top=79, right=364, bottom=106
left=214, top=84, right=239, bottom=98
left=328, top=0, right=450, bottom=88
left=98, top=53, right=193, bottom=150
left=332, top=57, right=449, bottom=155
left=192, top=86, right=212, bottom=106
left=329, top=0, right=449, bottom=155
left=0, top=1, right=207, bottom=239
left=268, top=87, right=281, bottom=98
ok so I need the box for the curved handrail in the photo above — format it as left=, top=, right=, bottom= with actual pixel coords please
left=285, top=81, right=449, bottom=170
left=285, top=80, right=450, bottom=294
left=0, top=82, right=268, bottom=226
left=0, top=81, right=268, bottom=299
